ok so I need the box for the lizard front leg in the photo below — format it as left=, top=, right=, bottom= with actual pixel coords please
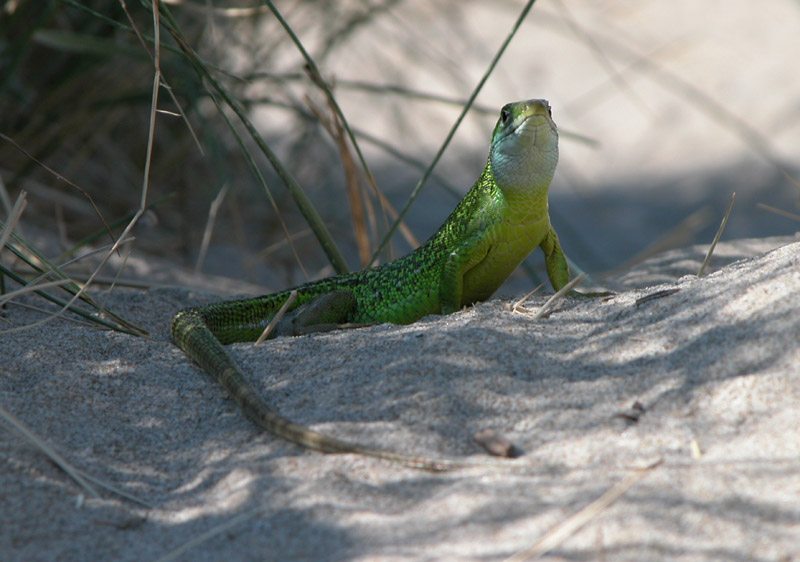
left=540, top=225, right=611, bottom=297
left=539, top=225, right=570, bottom=291
left=438, top=234, right=492, bottom=315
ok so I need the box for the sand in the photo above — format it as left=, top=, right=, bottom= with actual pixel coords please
left=2, top=236, right=798, bottom=561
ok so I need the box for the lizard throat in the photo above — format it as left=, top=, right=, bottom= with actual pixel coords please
left=490, top=118, right=558, bottom=194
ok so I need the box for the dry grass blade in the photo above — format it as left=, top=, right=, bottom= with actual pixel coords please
left=531, top=274, right=585, bottom=320
left=256, top=289, right=298, bottom=345
left=0, top=194, right=145, bottom=334
left=201, top=87, right=310, bottom=281
left=155, top=508, right=262, bottom=562
left=511, top=274, right=585, bottom=319
left=72, top=472, right=155, bottom=509
left=698, top=192, right=735, bottom=277
left=0, top=260, right=144, bottom=335
left=99, top=240, right=134, bottom=312
left=307, top=80, right=393, bottom=262
left=263, top=0, right=382, bottom=212
left=511, top=282, right=545, bottom=314
left=0, top=189, right=27, bottom=254
left=118, top=0, right=203, bottom=155
left=367, top=181, right=421, bottom=251
left=757, top=203, right=800, bottom=222
left=0, top=405, right=100, bottom=499
left=249, top=228, right=314, bottom=265
left=195, top=183, right=229, bottom=273
left=348, top=124, right=464, bottom=201
left=57, top=194, right=173, bottom=263
left=504, top=462, right=659, bottom=561
left=605, top=207, right=712, bottom=277
left=0, top=404, right=155, bottom=508
left=0, top=133, right=116, bottom=243
left=35, top=237, right=136, bottom=284
left=0, top=279, right=72, bottom=308
left=0, top=173, right=12, bottom=216
left=308, top=93, right=423, bottom=262
left=160, top=1, right=270, bottom=18
left=306, top=97, right=372, bottom=266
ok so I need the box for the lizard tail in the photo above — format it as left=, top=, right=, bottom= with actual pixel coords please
left=171, top=307, right=493, bottom=471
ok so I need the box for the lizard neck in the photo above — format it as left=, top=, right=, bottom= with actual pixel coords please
left=491, top=136, right=557, bottom=192
left=482, top=160, right=551, bottom=222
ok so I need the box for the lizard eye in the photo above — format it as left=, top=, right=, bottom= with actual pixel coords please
left=546, top=103, right=552, bottom=118
left=500, top=106, right=512, bottom=126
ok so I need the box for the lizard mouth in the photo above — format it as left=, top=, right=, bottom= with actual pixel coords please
left=503, top=114, right=557, bottom=155
left=497, top=99, right=557, bottom=151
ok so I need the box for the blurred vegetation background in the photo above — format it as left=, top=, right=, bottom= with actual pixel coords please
left=1, top=0, right=798, bottom=297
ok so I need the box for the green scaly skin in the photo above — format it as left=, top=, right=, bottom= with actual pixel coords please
left=172, top=99, right=569, bottom=470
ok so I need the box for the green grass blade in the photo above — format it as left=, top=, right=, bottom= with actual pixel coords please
left=155, top=2, right=350, bottom=274
left=0, top=221, right=148, bottom=336
left=33, top=29, right=147, bottom=59
left=0, top=262, right=146, bottom=336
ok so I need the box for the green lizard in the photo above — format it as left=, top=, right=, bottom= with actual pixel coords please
left=172, top=99, right=570, bottom=470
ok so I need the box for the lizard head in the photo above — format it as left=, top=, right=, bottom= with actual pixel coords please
left=489, top=99, right=559, bottom=193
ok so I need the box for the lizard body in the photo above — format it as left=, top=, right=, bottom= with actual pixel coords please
left=172, top=99, right=569, bottom=470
